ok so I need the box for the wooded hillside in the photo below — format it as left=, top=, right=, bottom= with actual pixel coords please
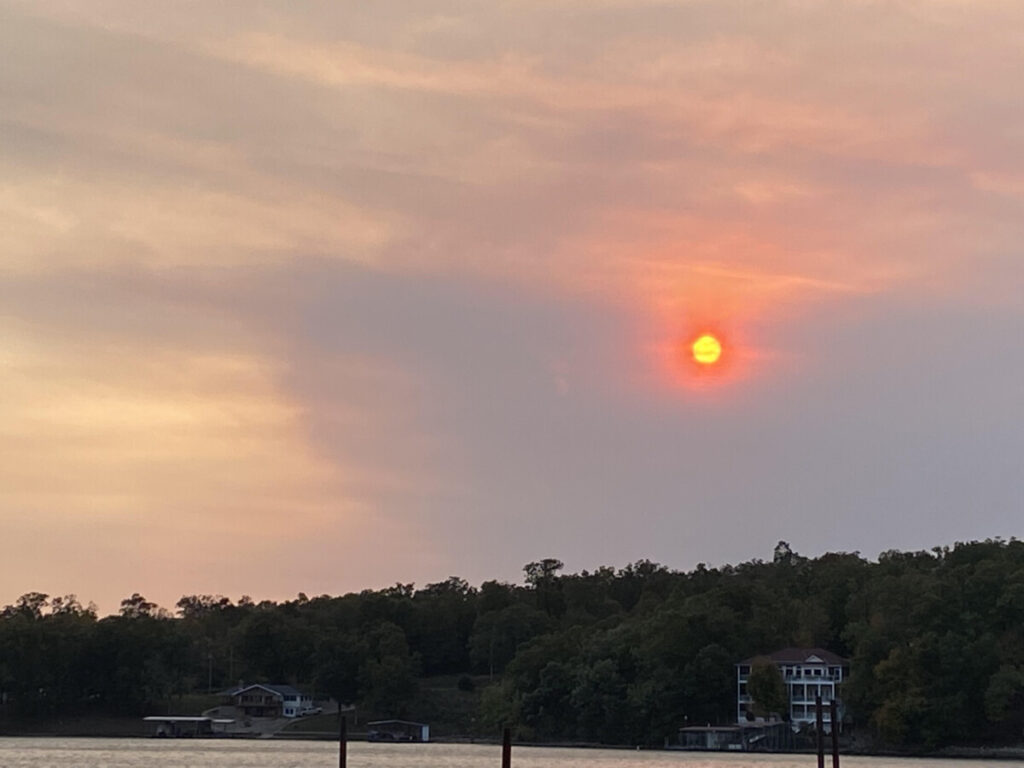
left=2, top=539, right=1022, bottom=749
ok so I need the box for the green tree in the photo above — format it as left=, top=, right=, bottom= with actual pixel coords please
left=469, top=603, right=551, bottom=677
left=359, top=622, right=418, bottom=715
left=315, top=631, right=366, bottom=706
left=747, top=658, right=788, bottom=719
left=524, top=559, right=565, bottom=618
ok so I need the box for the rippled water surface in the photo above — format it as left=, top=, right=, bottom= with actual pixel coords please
left=1, top=739, right=1021, bottom=768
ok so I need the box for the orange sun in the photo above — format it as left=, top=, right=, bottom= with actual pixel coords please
left=691, top=333, right=722, bottom=365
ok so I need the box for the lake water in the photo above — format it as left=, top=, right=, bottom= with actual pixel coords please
left=1, top=739, right=1022, bottom=768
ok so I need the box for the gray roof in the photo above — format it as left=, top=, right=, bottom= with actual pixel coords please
left=263, top=684, right=304, bottom=697
left=367, top=719, right=428, bottom=727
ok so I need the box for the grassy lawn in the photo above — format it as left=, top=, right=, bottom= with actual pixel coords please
left=155, top=693, right=224, bottom=715
left=281, top=713, right=341, bottom=733
left=408, top=675, right=493, bottom=738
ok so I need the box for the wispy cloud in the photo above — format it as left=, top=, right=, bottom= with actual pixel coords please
left=2, top=1, right=1023, bottom=610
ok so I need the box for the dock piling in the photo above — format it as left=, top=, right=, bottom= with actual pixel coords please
left=501, top=726, right=512, bottom=768
left=830, top=699, right=840, bottom=768
left=339, top=713, right=347, bottom=768
left=815, top=695, right=824, bottom=768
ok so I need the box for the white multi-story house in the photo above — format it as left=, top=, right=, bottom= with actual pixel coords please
left=736, top=648, right=849, bottom=731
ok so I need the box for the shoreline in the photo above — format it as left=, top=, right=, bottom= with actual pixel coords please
left=2, top=731, right=1024, bottom=760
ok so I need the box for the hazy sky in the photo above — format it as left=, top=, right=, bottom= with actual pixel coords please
left=3, top=1, right=1023, bottom=614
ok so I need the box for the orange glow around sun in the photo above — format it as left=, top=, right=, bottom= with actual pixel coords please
left=692, top=334, right=722, bottom=365
left=643, top=287, right=760, bottom=393
left=649, top=322, right=752, bottom=395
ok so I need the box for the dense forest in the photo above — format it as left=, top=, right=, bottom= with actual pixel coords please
left=2, top=539, right=1023, bottom=750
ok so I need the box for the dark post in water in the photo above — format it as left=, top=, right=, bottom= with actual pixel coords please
left=830, top=699, right=840, bottom=768
left=502, top=726, right=512, bottom=768
left=338, top=713, right=347, bottom=768
left=815, top=695, right=825, bottom=768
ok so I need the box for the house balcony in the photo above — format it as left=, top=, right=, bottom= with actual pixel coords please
left=239, top=696, right=279, bottom=706
left=783, top=673, right=842, bottom=682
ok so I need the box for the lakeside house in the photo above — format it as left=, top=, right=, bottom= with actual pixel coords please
left=736, top=647, right=849, bottom=731
left=226, top=683, right=314, bottom=718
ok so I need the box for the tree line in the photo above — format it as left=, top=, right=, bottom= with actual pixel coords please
left=1, top=539, right=1023, bottom=749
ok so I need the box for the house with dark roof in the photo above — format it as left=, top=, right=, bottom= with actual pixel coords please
left=736, top=648, right=849, bottom=731
left=227, top=683, right=314, bottom=718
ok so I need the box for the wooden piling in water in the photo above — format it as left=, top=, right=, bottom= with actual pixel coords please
left=501, top=727, right=512, bottom=768
left=815, top=695, right=824, bottom=768
left=830, top=699, right=840, bottom=768
left=338, top=714, right=347, bottom=768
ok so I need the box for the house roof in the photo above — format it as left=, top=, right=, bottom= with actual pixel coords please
left=228, top=683, right=306, bottom=698
left=264, top=684, right=305, bottom=697
left=738, top=647, right=849, bottom=666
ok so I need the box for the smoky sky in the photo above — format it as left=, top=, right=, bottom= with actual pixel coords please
left=2, top=0, right=1023, bottom=613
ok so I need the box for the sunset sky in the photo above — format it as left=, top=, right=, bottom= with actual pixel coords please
left=3, top=1, right=1023, bottom=614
